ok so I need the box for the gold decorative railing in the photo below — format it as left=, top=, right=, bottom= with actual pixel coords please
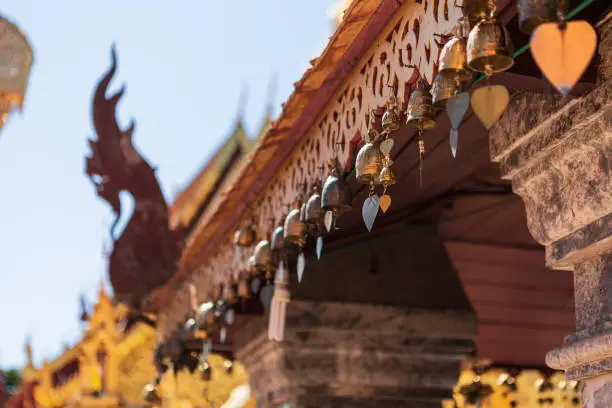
left=445, top=367, right=580, bottom=407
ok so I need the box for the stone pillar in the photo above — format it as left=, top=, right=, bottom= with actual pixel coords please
left=236, top=301, right=476, bottom=408
left=489, top=16, right=612, bottom=407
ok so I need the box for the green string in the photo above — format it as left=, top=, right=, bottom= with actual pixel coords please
left=473, top=0, right=596, bottom=85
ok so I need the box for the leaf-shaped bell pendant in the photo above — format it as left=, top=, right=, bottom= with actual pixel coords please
left=284, top=207, right=307, bottom=250
left=518, top=0, right=558, bottom=34
left=356, top=127, right=384, bottom=185
left=381, top=95, right=401, bottom=133
left=432, top=74, right=464, bottom=109
left=406, top=87, right=436, bottom=130
left=467, top=16, right=515, bottom=74
left=439, top=19, right=472, bottom=82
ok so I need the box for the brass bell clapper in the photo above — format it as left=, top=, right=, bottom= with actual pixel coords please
left=406, top=83, right=436, bottom=190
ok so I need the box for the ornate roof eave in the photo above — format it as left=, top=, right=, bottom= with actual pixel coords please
left=145, top=0, right=400, bottom=309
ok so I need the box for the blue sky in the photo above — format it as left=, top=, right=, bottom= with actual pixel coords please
left=0, top=0, right=335, bottom=368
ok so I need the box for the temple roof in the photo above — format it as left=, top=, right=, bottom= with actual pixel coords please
left=170, top=119, right=260, bottom=232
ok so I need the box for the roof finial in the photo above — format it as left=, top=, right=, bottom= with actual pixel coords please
left=237, top=82, right=249, bottom=124
left=25, top=336, right=33, bottom=368
left=79, top=292, right=90, bottom=323
left=265, top=71, right=277, bottom=120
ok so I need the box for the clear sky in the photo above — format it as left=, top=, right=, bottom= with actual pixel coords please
left=0, top=0, right=336, bottom=368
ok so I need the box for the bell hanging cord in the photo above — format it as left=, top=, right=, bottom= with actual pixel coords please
left=418, top=130, right=425, bottom=190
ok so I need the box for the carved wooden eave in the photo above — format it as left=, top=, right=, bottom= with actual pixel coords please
left=175, top=0, right=392, bottom=270
left=151, top=0, right=475, bottom=337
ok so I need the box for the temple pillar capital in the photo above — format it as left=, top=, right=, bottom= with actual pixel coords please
left=490, top=79, right=611, bottom=271
left=489, top=15, right=612, bottom=407
left=236, top=301, right=476, bottom=408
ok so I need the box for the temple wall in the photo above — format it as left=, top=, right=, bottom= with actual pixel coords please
left=159, top=0, right=463, bottom=339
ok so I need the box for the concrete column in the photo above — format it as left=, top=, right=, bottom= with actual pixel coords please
left=236, top=301, right=476, bottom=408
left=489, top=16, right=612, bottom=407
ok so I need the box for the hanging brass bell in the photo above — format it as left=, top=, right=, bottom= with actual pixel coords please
left=431, top=74, right=463, bottom=108
left=305, top=190, right=322, bottom=229
left=463, top=0, right=491, bottom=26
left=406, top=88, right=436, bottom=130
left=195, top=301, right=216, bottom=329
left=381, top=95, right=401, bottom=133
left=356, top=127, right=384, bottom=185
left=184, top=351, right=200, bottom=373
left=233, top=224, right=255, bottom=247
left=238, top=279, right=249, bottom=298
left=518, top=0, right=558, bottom=34
left=379, top=164, right=396, bottom=186
left=165, top=338, right=183, bottom=364
left=153, top=346, right=167, bottom=374
left=270, top=226, right=285, bottom=253
left=321, top=159, right=352, bottom=216
left=439, top=37, right=472, bottom=82
left=253, top=240, right=273, bottom=272
left=270, top=225, right=285, bottom=266
left=143, top=383, right=162, bottom=404
left=467, top=17, right=515, bottom=74
left=223, top=280, right=238, bottom=304
left=199, top=361, right=212, bottom=381
left=284, top=208, right=307, bottom=249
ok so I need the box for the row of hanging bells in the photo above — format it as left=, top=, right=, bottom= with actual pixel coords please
left=245, top=160, right=354, bottom=341
left=434, top=0, right=597, bottom=158
left=436, top=0, right=515, bottom=159
left=433, top=0, right=597, bottom=157
left=355, top=0, right=516, bottom=232
left=233, top=0, right=600, bottom=342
